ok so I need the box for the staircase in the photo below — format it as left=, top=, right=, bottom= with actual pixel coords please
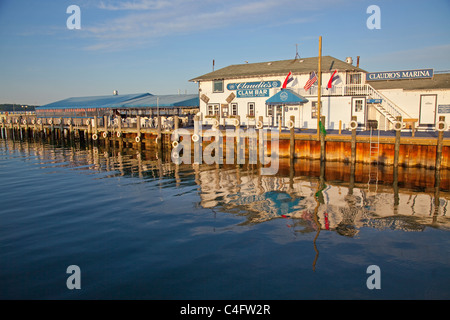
left=366, top=84, right=412, bottom=127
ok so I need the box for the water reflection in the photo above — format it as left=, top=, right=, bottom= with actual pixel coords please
left=2, top=138, right=449, bottom=237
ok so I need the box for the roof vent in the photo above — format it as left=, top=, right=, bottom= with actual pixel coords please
left=113, top=90, right=118, bottom=95
left=345, top=57, right=353, bottom=65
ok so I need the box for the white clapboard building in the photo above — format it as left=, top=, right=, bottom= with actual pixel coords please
left=190, top=56, right=450, bottom=131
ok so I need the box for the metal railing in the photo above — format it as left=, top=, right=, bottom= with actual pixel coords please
left=289, top=84, right=411, bottom=121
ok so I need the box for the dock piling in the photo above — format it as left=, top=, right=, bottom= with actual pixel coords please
left=394, top=116, right=402, bottom=168
left=290, top=115, right=295, bottom=160
left=351, top=116, right=357, bottom=164
left=436, top=116, right=445, bottom=170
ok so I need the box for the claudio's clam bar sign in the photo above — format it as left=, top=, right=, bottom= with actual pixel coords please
left=227, top=80, right=281, bottom=98
left=366, top=68, right=434, bottom=81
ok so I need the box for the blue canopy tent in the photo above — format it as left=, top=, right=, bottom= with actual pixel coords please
left=39, top=93, right=151, bottom=110
left=36, top=93, right=199, bottom=119
left=265, top=89, right=308, bottom=105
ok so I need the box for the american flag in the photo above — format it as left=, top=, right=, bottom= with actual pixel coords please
left=304, top=71, right=317, bottom=90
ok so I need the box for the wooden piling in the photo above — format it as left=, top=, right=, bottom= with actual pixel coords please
left=351, top=116, right=357, bottom=164
left=193, top=115, right=201, bottom=164
left=436, top=116, right=445, bottom=170
left=69, top=118, right=74, bottom=138
left=320, top=115, right=325, bottom=162
left=394, top=116, right=402, bottom=168
left=290, top=115, right=295, bottom=160
left=93, top=116, right=98, bottom=136
left=136, top=115, right=141, bottom=138
left=59, top=117, right=63, bottom=140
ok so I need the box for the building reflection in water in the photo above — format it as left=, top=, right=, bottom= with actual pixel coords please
left=5, top=138, right=449, bottom=233
left=3, top=138, right=449, bottom=270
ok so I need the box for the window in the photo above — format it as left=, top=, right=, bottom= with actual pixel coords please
left=231, top=103, right=238, bottom=116
left=267, top=105, right=274, bottom=117
left=248, top=102, right=255, bottom=117
left=347, top=72, right=362, bottom=85
left=311, top=101, right=317, bottom=119
left=213, top=80, right=224, bottom=93
left=207, top=104, right=220, bottom=116
left=355, top=100, right=363, bottom=112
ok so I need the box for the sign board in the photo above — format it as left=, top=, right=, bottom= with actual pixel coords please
left=366, top=69, right=433, bottom=81
left=200, top=94, right=210, bottom=103
left=438, top=104, right=450, bottom=113
left=367, top=99, right=382, bottom=104
left=227, top=81, right=281, bottom=91
left=226, top=92, right=236, bottom=103
left=237, top=89, right=270, bottom=98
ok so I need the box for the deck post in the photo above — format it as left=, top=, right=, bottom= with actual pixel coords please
left=351, top=116, right=357, bottom=164
left=93, top=116, right=98, bottom=136
left=193, top=115, right=201, bottom=164
left=320, top=115, right=326, bottom=162
left=50, top=118, right=55, bottom=140
left=69, top=118, right=74, bottom=139
left=290, top=115, right=295, bottom=160
left=394, top=116, right=402, bottom=168
left=436, top=116, right=445, bottom=170
left=59, top=117, right=63, bottom=140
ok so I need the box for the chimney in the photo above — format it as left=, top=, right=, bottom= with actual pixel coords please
left=357, top=56, right=360, bottom=67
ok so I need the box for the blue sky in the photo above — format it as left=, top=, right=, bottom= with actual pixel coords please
left=0, top=0, right=449, bottom=105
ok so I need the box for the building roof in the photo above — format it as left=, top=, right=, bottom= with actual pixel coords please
left=368, top=73, right=450, bottom=90
left=39, top=93, right=199, bottom=110
left=39, top=93, right=151, bottom=109
left=190, top=56, right=366, bottom=82
left=112, top=94, right=199, bottom=108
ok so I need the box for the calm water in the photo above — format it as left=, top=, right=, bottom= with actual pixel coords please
left=0, top=138, right=449, bottom=300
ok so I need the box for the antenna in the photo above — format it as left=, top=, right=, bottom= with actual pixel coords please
left=295, top=44, right=300, bottom=59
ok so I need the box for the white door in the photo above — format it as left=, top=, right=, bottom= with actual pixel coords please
left=274, top=106, right=283, bottom=127
left=419, top=95, right=437, bottom=126
left=352, top=98, right=366, bottom=126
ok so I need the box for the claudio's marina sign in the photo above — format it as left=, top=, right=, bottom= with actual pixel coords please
left=366, top=69, right=434, bottom=81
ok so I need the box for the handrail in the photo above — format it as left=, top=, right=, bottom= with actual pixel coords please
left=290, top=84, right=412, bottom=120
left=365, top=84, right=412, bottom=119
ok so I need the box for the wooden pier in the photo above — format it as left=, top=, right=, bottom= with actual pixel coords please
left=1, top=114, right=449, bottom=170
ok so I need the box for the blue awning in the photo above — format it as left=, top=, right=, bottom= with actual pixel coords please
left=266, top=89, right=308, bottom=105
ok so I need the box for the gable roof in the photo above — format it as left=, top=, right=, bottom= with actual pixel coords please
left=368, top=73, right=450, bottom=90
left=190, top=56, right=366, bottom=82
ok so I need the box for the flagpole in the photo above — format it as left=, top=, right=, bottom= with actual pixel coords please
left=317, top=36, right=322, bottom=137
